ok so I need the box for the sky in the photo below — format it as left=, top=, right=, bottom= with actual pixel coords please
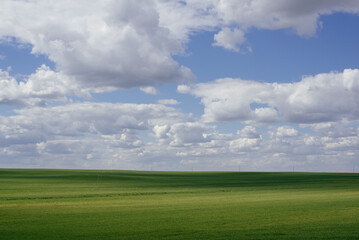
left=0, top=0, right=359, bottom=172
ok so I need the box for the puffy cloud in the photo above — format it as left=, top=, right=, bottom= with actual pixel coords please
left=159, top=0, right=359, bottom=51
left=179, top=69, right=359, bottom=124
left=306, top=121, right=358, bottom=138
left=178, top=79, right=276, bottom=122
left=229, top=126, right=262, bottom=152
left=153, top=125, right=171, bottom=139
left=323, top=136, right=358, bottom=150
left=102, top=129, right=143, bottom=149
left=213, top=28, right=245, bottom=52
left=177, top=84, right=192, bottom=94
left=1, top=1, right=359, bottom=171
left=0, top=0, right=195, bottom=90
left=153, top=122, right=214, bottom=146
left=0, top=102, right=189, bottom=148
left=229, top=138, right=261, bottom=153
left=158, top=0, right=359, bottom=52
left=0, top=65, right=86, bottom=106
left=0, top=102, right=197, bottom=169
left=279, top=69, right=359, bottom=123
left=155, top=0, right=218, bottom=41
left=237, top=126, right=260, bottom=138
left=274, top=126, right=299, bottom=138
left=157, top=99, right=181, bottom=105
left=169, top=123, right=212, bottom=146
left=178, top=79, right=278, bottom=123
left=0, top=101, right=357, bottom=171
left=37, top=140, right=85, bottom=155
left=140, top=86, right=158, bottom=95
left=0, top=0, right=357, bottom=95
left=214, top=0, right=359, bottom=37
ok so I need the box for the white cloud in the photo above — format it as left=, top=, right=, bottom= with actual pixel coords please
left=214, top=0, right=359, bottom=36
left=0, top=102, right=189, bottom=148
left=0, top=101, right=357, bottom=171
left=179, top=69, right=359, bottom=124
left=102, top=129, right=143, bottom=149
left=1, top=1, right=359, bottom=171
left=213, top=27, right=245, bottom=52
left=0, top=0, right=195, bottom=90
left=229, top=137, right=261, bottom=153
left=158, top=0, right=359, bottom=51
left=180, top=159, right=199, bottom=165
left=0, top=102, right=195, bottom=169
left=154, top=122, right=214, bottom=146
left=237, top=126, right=260, bottom=138
left=275, top=126, right=299, bottom=138
left=324, top=136, right=358, bottom=150
left=0, top=65, right=86, bottom=106
left=157, top=99, right=181, bottom=105
left=177, top=84, right=192, bottom=94
left=153, top=125, right=170, bottom=139
left=140, top=86, right=158, bottom=95
left=306, top=121, right=358, bottom=138
left=0, top=0, right=357, bottom=95
left=159, top=0, right=359, bottom=52
left=178, top=78, right=277, bottom=122
left=155, top=0, right=218, bottom=41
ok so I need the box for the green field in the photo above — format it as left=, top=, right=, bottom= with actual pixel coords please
left=1, top=169, right=359, bottom=240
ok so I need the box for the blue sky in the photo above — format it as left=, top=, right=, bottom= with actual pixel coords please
left=0, top=1, right=359, bottom=172
left=176, top=13, right=359, bottom=83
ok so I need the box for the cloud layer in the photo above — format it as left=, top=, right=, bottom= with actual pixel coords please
left=0, top=0, right=195, bottom=89
left=0, top=1, right=359, bottom=171
left=179, top=69, right=359, bottom=124
left=1, top=0, right=359, bottom=91
left=0, top=65, right=87, bottom=106
left=0, top=99, right=357, bottom=171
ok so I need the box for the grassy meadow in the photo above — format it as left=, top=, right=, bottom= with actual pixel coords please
left=0, top=169, right=359, bottom=239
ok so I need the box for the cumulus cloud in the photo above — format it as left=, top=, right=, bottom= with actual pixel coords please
left=168, top=122, right=214, bottom=146
left=307, top=122, right=358, bottom=138
left=0, top=101, right=198, bottom=168
left=0, top=101, right=357, bottom=171
left=237, top=126, right=260, bottom=138
left=0, top=0, right=195, bottom=90
left=214, top=0, right=359, bottom=38
left=157, top=99, right=181, bottom=105
left=0, top=102, right=189, bottom=148
left=213, top=28, right=246, bottom=52
left=179, top=69, right=359, bottom=124
left=1, top=1, right=359, bottom=171
left=159, top=0, right=359, bottom=52
left=140, top=86, right=158, bottom=95
left=153, top=124, right=171, bottom=139
left=0, top=65, right=85, bottom=106
left=155, top=0, right=218, bottom=41
left=153, top=122, right=214, bottom=146
left=274, top=126, right=299, bottom=138
left=178, top=79, right=278, bottom=123
left=0, top=0, right=357, bottom=97
left=229, top=137, right=261, bottom=153
left=160, top=0, right=359, bottom=51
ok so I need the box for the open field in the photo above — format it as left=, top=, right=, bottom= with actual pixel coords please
left=1, top=169, right=359, bottom=240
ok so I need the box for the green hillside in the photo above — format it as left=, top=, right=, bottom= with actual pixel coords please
left=1, top=169, right=358, bottom=239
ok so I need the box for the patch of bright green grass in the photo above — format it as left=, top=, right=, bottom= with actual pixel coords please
left=1, top=169, right=358, bottom=239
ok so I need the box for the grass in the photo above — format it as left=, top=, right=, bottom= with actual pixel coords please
left=0, top=169, right=359, bottom=239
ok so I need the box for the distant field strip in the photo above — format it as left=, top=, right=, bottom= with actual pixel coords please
left=1, top=169, right=358, bottom=240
